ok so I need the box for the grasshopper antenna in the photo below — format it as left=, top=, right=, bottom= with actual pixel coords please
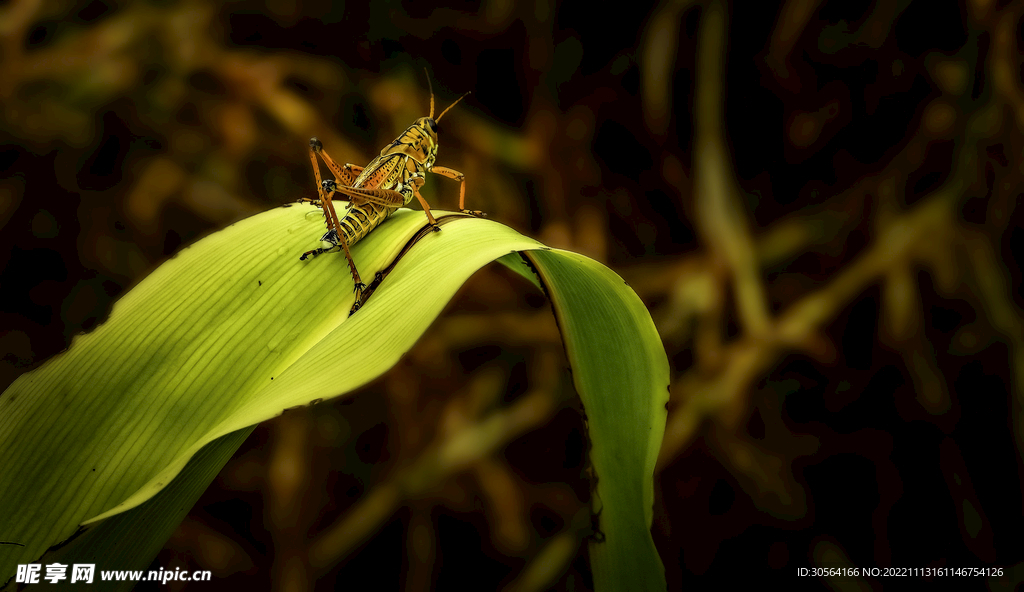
left=424, top=67, right=435, bottom=119
left=436, top=92, right=471, bottom=123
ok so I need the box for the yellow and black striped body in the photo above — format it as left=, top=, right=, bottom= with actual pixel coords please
left=334, top=125, right=435, bottom=243
left=335, top=200, right=399, bottom=245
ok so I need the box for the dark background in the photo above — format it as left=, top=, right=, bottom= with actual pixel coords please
left=1, top=0, right=1022, bottom=590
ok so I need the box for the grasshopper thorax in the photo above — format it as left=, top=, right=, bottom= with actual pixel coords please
left=416, top=118, right=440, bottom=168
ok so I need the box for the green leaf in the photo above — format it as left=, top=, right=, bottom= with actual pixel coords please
left=524, top=250, right=669, bottom=591
left=0, top=204, right=667, bottom=591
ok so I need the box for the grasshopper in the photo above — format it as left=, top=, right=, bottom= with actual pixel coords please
left=299, top=74, right=477, bottom=314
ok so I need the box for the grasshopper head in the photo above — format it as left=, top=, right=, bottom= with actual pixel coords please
left=415, top=117, right=439, bottom=139
left=419, top=90, right=469, bottom=168
left=420, top=117, right=438, bottom=133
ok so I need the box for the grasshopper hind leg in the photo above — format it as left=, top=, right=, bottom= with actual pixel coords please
left=302, top=243, right=367, bottom=315
left=350, top=283, right=366, bottom=314
left=300, top=229, right=367, bottom=313
left=301, top=142, right=368, bottom=313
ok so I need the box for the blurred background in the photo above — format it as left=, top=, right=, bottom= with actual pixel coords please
left=1, top=0, right=1023, bottom=589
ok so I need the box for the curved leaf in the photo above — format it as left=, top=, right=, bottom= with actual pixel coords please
left=0, top=205, right=667, bottom=591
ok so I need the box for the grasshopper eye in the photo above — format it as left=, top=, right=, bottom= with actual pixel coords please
left=425, top=118, right=437, bottom=133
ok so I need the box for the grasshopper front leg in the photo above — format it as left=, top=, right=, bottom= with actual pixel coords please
left=431, top=165, right=484, bottom=217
